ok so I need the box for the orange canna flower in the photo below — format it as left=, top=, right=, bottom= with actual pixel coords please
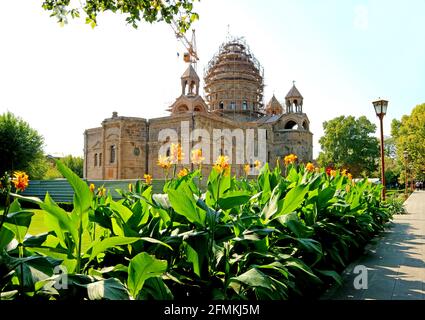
left=144, top=174, right=153, bottom=185
left=157, top=155, right=172, bottom=169
left=12, top=171, right=29, bottom=192
left=191, top=149, right=205, bottom=166
left=244, top=164, right=251, bottom=176
left=306, top=162, right=315, bottom=172
left=347, top=173, right=353, bottom=180
left=254, top=160, right=262, bottom=170
left=330, top=170, right=337, bottom=177
left=178, top=168, right=189, bottom=178
left=341, top=169, right=348, bottom=177
left=284, top=154, right=298, bottom=166
left=89, top=183, right=95, bottom=193
left=214, top=155, right=230, bottom=174
left=170, top=143, right=184, bottom=163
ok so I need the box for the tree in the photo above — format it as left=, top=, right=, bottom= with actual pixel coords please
left=61, top=155, right=84, bottom=178
left=317, top=115, right=380, bottom=177
left=391, top=103, right=425, bottom=182
left=0, top=112, right=45, bottom=177
left=41, top=0, right=199, bottom=30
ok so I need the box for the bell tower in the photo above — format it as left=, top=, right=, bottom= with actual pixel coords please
left=285, top=81, right=303, bottom=113
left=169, top=64, right=208, bottom=114
left=181, top=64, right=200, bottom=96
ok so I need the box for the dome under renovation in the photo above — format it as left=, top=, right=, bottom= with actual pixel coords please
left=203, top=37, right=264, bottom=120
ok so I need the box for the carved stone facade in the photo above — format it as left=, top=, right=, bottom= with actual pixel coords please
left=83, top=37, right=313, bottom=180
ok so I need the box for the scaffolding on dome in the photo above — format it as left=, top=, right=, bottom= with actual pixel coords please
left=203, top=36, right=265, bottom=121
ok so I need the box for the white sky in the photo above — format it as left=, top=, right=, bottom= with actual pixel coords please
left=1, top=0, right=424, bottom=158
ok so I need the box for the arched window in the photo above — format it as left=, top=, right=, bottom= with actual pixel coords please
left=284, top=121, right=298, bottom=130
left=166, top=148, right=171, bottom=157
left=99, top=153, right=102, bottom=166
left=302, top=121, right=309, bottom=130
left=94, top=153, right=98, bottom=167
left=219, top=101, right=224, bottom=109
left=110, top=145, right=116, bottom=163
left=242, top=101, right=248, bottom=110
left=230, top=102, right=236, bottom=110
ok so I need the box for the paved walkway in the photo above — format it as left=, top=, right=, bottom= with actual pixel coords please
left=322, top=190, right=425, bottom=300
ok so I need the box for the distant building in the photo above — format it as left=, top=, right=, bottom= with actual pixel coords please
left=83, top=37, right=313, bottom=179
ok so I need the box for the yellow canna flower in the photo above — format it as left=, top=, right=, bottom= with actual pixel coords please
left=128, top=183, right=133, bottom=192
left=341, top=169, right=347, bottom=177
left=12, top=171, right=29, bottom=192
left=98, top=187, right=106, bottom=197
left=144, top=174, right=153, bottom=185
left=347, top=173, right=353, bottom=180
left=157, top=155, right=172, bottom=169
left=330, top=169, right=338, bottom=177
left=89, top=183, right=95, bottom=193
left=284, top=154, right=298, bottom=166
left=178, top=168, right=189, bottom=178
left=170, top=143, right=184, bottom=163
left=191, top=149, right=205, bottom=166
left=315, top=167, right=321, bottom=173
left=254, top=160, right=262, bottom=170
left=306, top=162, right=315, bottom=172
left=244, top=164, right=251, bottom=176
left=214, top=155, right=230, bottom=174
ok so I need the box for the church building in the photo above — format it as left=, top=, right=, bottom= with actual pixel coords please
left=83, top=37, right=313, bottom=180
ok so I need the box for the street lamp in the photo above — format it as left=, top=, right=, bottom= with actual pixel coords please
left=403, top=150, right=408, bottom=200
left=373, top=98, right=388, bottom=201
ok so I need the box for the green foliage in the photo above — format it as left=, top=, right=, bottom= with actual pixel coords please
left=0, top=112, right=44, bottom=176
left=41, top=0, right=199, bottom=30
left=391, top=103, right=425, bottom=182
left=0, top=161, right=393, bottom=300
left=60, top=155, right=84, bottom=178
left=318, top=115, right=380, bottom=177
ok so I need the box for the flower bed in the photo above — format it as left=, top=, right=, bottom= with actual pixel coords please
left=0, top=153, right=395, bottom=300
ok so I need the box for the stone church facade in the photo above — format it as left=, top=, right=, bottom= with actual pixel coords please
left=83, top=37, right=313, bottom=180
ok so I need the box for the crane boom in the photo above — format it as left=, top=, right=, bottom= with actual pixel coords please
left=170, top=19, right=199, bottom=65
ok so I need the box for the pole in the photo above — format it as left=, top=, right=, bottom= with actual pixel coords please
left=379, top=115, right=386, bottom=201
left=405, top=158, right=408, bottom=200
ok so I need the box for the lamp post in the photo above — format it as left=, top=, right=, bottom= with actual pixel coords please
left=373, top=98, right=388, bottom=201
left=403, top=150, right=408, bottom=200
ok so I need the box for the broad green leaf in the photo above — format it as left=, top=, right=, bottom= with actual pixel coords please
left=273, top=185, right=309, bottom=219
left=87, top=236, right=140, bottom=262
left=261, top=184, right=282, bottom=221
left=127, top=252, right=167, bottom=299
left=86, top=278, right=130, bottom=300
left=0, top=225, right=15, bottom=249
left=4, top=210, right=34, bottom=244
left=109, top=200, right=133, bottom=223
left=140, top=237, right=173, bottom=251
left=139, top=277, right=174, bottom=300
left=40, top=193, right=78, bottom=247
left=316, top=269, right=343, bottom=286
left=185, top=242, right=201, bottom=277
left=56, top=159, right=92, bottom=214
left=217, top=191, right=251, bottom=210
left=230, top=268, right=274, bottom=290
left=168, top=184, right=205, bottom=226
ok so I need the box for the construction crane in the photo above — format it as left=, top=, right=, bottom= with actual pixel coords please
left=170, top=19, right=199, bottom=69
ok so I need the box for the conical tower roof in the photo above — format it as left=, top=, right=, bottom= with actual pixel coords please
left=265, top=94, right=283, bottom=115
left=285, top=84, right=303, bottom=99
left=181, top=64, right=200, bottom=81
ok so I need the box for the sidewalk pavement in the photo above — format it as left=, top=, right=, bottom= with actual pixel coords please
left=322, top=190, right=425, bottom=300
